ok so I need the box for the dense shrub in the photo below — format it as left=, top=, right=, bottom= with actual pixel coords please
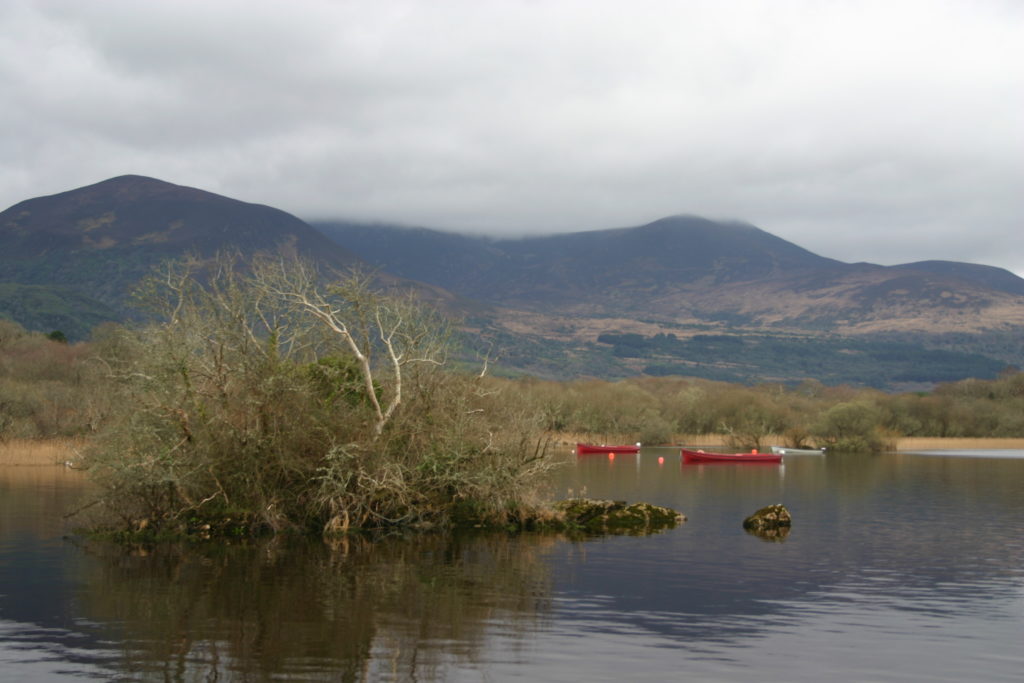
left=812, top=400, right=891, bottom=452
left=83, top=257, right=556, bottom=537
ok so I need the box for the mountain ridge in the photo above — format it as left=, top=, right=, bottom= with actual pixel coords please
left=312, top=217, right=1024, bottom=335
left=2, top=175, right=1022, bottom=386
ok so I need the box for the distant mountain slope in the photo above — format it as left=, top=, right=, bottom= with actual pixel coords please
left=311, top=220, right=507, bottom=293
left=2, top=175, right=1021, bottom=385
left=315, top=215, right=841, bottom=301
left=0, top=283, right=120, bottom=340
left=895, top=260, right=1024, bottom=296
left=314, top=216, right=1024, bottom=335
left=0, top=175, right=362, bottom=308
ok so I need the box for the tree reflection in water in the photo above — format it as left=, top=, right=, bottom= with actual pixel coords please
left=76, top=532, right=558, bottom=680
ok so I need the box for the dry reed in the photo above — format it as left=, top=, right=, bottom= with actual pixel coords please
left=0, top=438, right=84, bottom=466
left=894, top=437, right=1024, bottom=451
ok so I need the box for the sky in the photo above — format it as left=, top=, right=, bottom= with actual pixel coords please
left=2, top=0, right=1022, bottom=275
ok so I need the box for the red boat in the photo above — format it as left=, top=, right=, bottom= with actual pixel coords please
left=576, top=443, right=640, bottom=455
left=681, top=448, right=782, bottom=464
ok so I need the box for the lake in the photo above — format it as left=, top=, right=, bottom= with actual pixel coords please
left=1, top=447, right=1023, bottom=681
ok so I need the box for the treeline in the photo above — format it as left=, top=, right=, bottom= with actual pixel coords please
left=509, top=372, right=1024, bottom=451
left=4, top=316, right=1024, bottom=453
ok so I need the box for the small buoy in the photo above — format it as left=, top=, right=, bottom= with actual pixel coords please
left=608, top=452, right=615, bottom=460
left=752, top=448, right=758, bottom=454
left=658, top=456, right=665, bottom=465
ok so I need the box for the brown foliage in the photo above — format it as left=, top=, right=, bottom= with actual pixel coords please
left=83, top=256, right=557, bottom=537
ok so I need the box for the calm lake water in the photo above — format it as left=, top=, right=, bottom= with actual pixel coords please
left=2, top=448, right=1023, bottom=681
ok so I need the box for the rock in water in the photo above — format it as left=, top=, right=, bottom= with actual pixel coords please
left=742, top=503, right=792, bottom=532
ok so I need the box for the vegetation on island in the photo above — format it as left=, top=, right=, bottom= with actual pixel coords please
left=80, top=254, right=562, bottom=538
left=2, top=256, right=1024, bottom=538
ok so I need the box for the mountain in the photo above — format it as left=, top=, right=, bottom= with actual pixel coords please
left=895, top=260, right=1024, bottom=296
left=314, top=216, right=1024, bottom=385
left=2, top=175, right=1021, bottom=387
left=314, top=216, right=1024, bottom=334
left=314, top=216, right=841, bottom=306
left=0, top=175, right=363, bottom=310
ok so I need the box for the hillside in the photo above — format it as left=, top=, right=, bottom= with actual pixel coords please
left=0, top=283, right=120, bottom=340
left=314, top=217, right=1024, bottom=335
left=0, top=175, right=363, bottom=310
left=315, top=216, right=842, bottom=310
left=1, top=175, right=1022, bottom=387
left=895, top=260, right=1024, bottom=296
left=315, top=216, right=1024, bottom=385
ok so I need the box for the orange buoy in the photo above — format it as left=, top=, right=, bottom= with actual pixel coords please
left=658, top=456, right=665, bottom=465
left=608, top=452, right=615, bottom=460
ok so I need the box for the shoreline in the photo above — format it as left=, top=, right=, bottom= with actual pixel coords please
left=892, top=437, right=1024, bottom=451
left=4, top=436, right=1024, bottom=467
left=553, top=433, right=1024, bottom=452
left=0, top=438, right=85, bottom=466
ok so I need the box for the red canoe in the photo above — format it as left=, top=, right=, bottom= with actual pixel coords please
left=682, top=448, right=782, bottom=464
left=576, top=443, right=640, bottom=455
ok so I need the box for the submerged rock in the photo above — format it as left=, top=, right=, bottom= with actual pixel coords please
left=742, top=503, right=792, bottom=535
left=553, top=498, right=686, bottom=535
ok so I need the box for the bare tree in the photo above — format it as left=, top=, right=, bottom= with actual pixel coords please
left=251, top=255, right=448, bottom=436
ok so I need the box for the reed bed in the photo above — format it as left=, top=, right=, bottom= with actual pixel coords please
left=0, top=438, right=84, bottom=466
left=894, top=437, right=1024, bottom=451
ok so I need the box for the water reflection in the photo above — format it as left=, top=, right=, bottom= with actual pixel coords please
left=547, top=450, right=1024, bottom=660
left=1, top=467, right=563, bottom=679
left=744, top=524, right=790, bottom=542
left=2, top=451, right=1024, bottom=681
left=0, top=467, right=119, bottom=680
left=70, top=533, right=557, bottom=680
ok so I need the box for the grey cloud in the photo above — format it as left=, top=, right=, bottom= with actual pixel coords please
left=1, top=0, right=1022, bottom=275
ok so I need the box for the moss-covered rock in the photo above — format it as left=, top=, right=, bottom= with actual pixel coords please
left=552, top=498, right=686, bottom=535
left=742, top=503, right=792, bottom=533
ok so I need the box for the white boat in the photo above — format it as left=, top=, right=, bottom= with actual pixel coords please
left=770, top=446, right=826, bottom=455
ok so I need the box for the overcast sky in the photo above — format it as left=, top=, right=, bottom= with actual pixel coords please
left=2, top=0, right=1022, bottom=274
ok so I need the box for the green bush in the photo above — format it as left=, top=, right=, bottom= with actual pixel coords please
left=812, top=400, right=891, bottom=452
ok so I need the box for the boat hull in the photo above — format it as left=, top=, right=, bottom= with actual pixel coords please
left=576, top=443, right=640, bottom=455
left=682, top=448, right=782, bottom=463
